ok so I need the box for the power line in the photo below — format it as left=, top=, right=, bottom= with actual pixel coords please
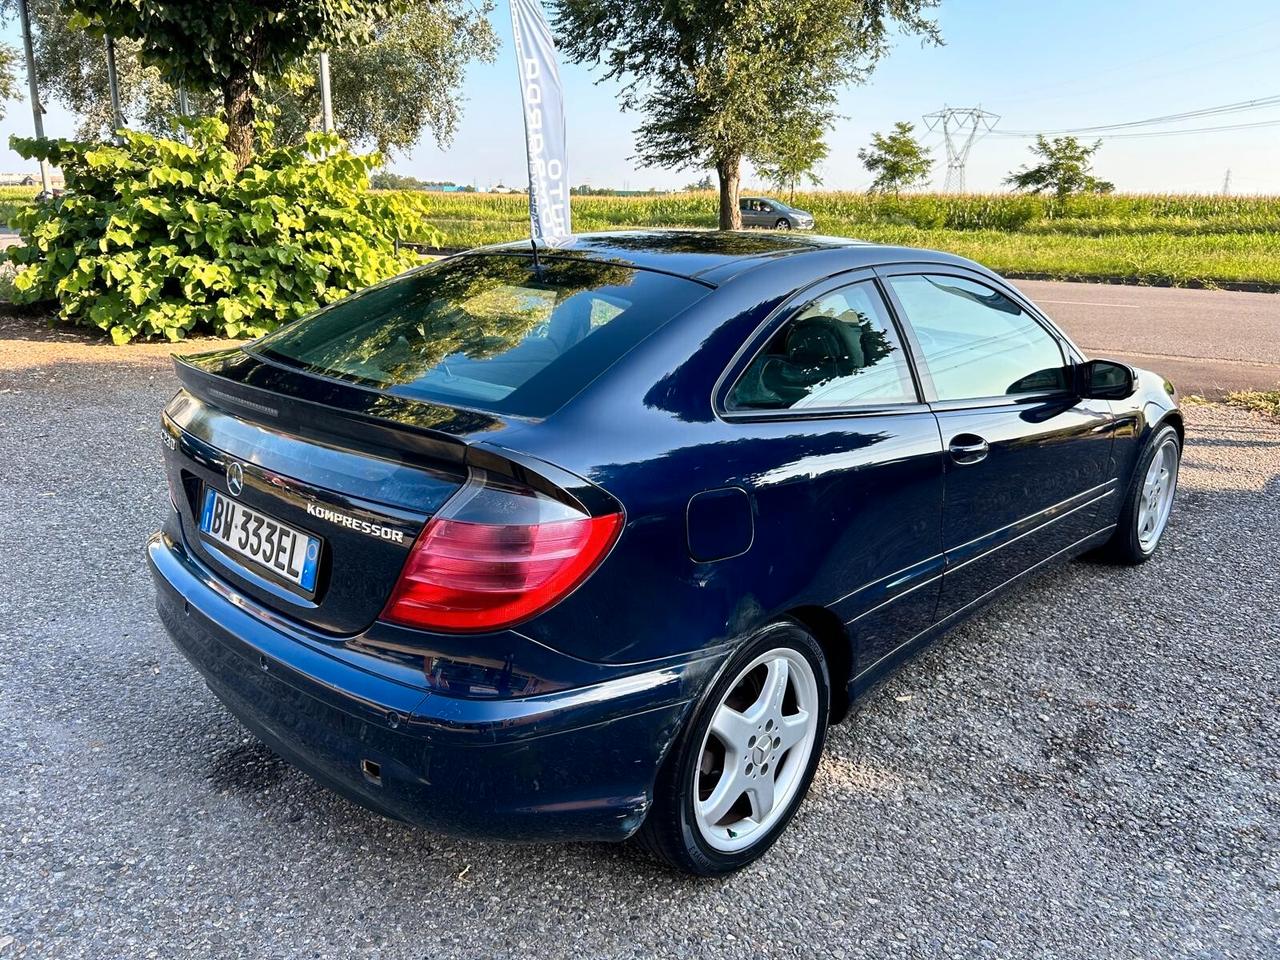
left=991, top=94, right=1280, bottom=136
left=995, top=117, right=1280, bottom=141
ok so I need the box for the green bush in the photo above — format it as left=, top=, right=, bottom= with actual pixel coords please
left=8, top=118, right=425, bottom=343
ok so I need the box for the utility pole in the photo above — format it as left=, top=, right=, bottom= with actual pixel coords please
left=318, top=51, right=334, bottom=133
left=176, top=83, right=190, bottom=144
left=922, top=106, right=999, bottom=193
left=105, top=36, right=125, bottom=138
left=1221, top=168, right=1232, bottom=196
left=16, top=0, right=51, bottom=193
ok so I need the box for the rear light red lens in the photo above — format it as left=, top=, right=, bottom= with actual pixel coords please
left=380, top=473, right=622, bottom=633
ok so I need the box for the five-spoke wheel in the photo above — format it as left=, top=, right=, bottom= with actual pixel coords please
left=638, top=621, right=829, bottom=875
left=1137, top=435, right=1179, bottom=552
left=1097, top=421, right=1182, bottom=565
left=694, top=649, right=819, bottom=851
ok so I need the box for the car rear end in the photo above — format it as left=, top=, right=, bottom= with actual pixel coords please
left=148, top=253, right=721, bottom=841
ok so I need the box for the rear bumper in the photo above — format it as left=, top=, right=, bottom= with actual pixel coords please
left=148, top=529, right=722, bottom=842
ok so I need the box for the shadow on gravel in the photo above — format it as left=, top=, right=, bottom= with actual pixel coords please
left=1189, top=435, right=1280, bottom=449
left=206, top=739, right=289, bottom=795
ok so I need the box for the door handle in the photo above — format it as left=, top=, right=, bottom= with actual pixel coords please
left=948, top=434, right=990, bottom=465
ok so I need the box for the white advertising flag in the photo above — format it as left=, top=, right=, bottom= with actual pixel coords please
left=509, top=0, right=572, bottom=243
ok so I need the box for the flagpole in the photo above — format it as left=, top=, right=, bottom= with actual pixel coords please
left=508, top=0, right=572, bottom=261
left=508, top=2, right=539, bottom=268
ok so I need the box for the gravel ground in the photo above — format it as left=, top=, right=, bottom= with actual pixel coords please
left=0, top=322, right=1277, bottom=959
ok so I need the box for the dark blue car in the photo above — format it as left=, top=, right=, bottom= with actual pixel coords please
left=149, top=231, right=1183, bottom=875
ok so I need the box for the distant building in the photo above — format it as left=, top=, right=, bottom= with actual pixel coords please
left=0, top=172, right=64, bottom=188
left=491, top=183, right=515, bottom=194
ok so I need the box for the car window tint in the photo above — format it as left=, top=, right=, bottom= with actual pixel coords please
left=887, top=274, right=1068, bottom=401
left=252, top=255, right=709, bottom=418
left=728, top=281, right=916, bottom=411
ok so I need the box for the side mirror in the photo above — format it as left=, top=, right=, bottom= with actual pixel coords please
left=1079, top=358, right=1136, bottom=400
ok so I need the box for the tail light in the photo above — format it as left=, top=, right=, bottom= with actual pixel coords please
left=381, top=471, right=622, bottom=633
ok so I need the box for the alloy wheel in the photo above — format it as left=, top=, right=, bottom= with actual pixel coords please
left=1137, top=437, right=1180, bottom=552
left=692, top=648, right=820, bottom=852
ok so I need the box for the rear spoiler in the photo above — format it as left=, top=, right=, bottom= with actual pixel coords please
left=172, top=348, right=618, bottom=517
left=172, top=348, right=505, bottom=470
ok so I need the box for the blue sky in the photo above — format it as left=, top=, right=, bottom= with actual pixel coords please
left=1, top=0, right=1278, bottom=193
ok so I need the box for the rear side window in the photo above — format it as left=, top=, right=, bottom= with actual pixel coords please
left=252, top=255, right=709, bottom=418
left=887, top=274, right=1068, bottom=401
left=727, top=280, right=916, bottom=411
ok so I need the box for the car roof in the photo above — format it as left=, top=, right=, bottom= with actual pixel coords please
left=474, top=230, right=975, bottom=285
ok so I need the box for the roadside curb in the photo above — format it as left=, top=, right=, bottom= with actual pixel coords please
left=1002, top=272, right=1280, bottom=294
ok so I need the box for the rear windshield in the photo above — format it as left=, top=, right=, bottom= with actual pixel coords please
left=251, top=255, right=710, bottom=418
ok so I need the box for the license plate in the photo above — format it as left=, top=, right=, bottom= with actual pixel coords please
left=199, top=487, right=321, bottom=592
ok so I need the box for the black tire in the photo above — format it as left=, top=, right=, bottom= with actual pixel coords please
left=1095, top=423, right=1181, bottom=565
left=636, top=620, right=830, bottom=876
left=774, top=218, right=792, bottom=230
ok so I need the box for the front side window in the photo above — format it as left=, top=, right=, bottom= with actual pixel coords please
left=887, top=274, right=1068, bottom=401
left=727, top=281, right=916, bottom=411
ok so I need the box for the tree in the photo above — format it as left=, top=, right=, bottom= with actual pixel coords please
left=268, top=2, right=497, bottom=156
left=370, top=172, right=459, bottom=190
left=858, top=121, right=932, bottom=194
left=756, top=114, right=829, bottom=203
left=553, top=0, right=939, bottom=230
left=62, top=0, right=412, bottom=167
left=1005, top=135, right=1114, bottom=197
left=0, top=44, right=20, bottom=118
left=6, top=0, right=493, bottom=160
left=0, top=0, right=207, bottom=138
left=682, top=174, right=714, bottom=192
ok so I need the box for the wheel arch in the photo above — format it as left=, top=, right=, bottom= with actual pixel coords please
left=784, top=605, right=853, bottom=724
left=1160, top=409, right=1185, bottom=445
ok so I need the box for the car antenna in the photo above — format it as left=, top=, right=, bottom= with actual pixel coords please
left=530, top=237, right=543, bottom=279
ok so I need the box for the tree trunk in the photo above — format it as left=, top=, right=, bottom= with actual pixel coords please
left=223, top=70, right=256, bottom=169
left=716, top=156, right=741, bottom=230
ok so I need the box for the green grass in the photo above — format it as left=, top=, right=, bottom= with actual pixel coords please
left=379, top=190, right=1280, bottom=288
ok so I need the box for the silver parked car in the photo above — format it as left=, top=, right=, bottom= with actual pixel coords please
left=739, top=196, right=815, bottom=230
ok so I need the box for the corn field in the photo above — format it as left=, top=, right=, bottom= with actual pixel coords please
left=374, top=190, right=1280, bottom=287
left=7, top=185, right=1279, bottom=286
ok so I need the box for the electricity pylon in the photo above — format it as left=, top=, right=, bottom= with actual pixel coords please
left=922, top=106, right=1000, bottom=193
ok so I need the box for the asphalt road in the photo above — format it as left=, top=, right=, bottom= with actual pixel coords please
left=1, top=326, right=1278, bottom=959
left=1016, top=280, right=1280, bottom=397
